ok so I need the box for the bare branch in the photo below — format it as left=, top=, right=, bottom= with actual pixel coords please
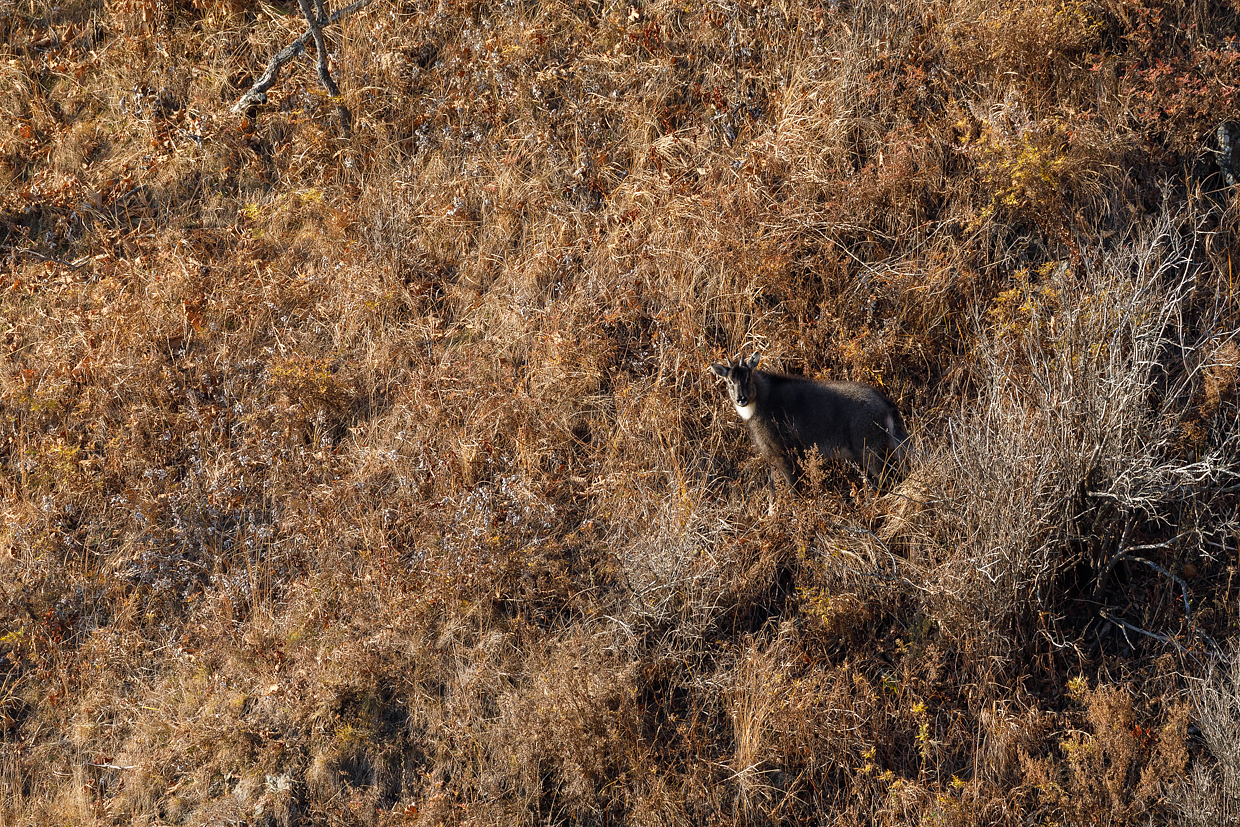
left=1127, top=554, right=1193, bottom=622
left=1100, top=609, right=1191, bottom=657
left=6, top=247, right=91, bottom=270
left=232, top=0, right=373, bottom=119
left=1091, top=516, right=1135, bottom=604
left=295, top=0, right=352, bottom=135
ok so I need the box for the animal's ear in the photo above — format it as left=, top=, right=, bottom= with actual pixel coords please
left=745, top=353, right=761, bottom=369
left=709, top=363, right=730, bottom=377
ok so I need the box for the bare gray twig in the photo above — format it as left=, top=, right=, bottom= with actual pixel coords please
left=294, top=0, right=351, bottom=135
left=232, top=0, right=373, bottom=121
left=6, top=247, right=91, bottom=270
left=1127, top=553, right=1193, bottom=622
left=1100, top=609, right=1191, bottom=657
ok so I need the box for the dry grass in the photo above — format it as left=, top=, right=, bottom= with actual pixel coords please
left=2, top=0, right=1240, bottom=823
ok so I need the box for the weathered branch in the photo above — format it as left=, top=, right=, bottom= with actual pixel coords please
left=294, top=0, right=351, bottom=135
left=1100, top=609, right=1189, bottom=655
left=1091, top=516, right=1134, bottom=604
left=232, top=0, right=373, bottom=119
left=1093, top=522, right=1194, bottom=621
left=1127, top=554, right=1193, bottom=622
left=7, top=247, right=91, bottom=270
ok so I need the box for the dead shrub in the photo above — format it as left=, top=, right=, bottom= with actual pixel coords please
left=1169, top=643, right=1240, bottom=826
left=911, top=212, right=1240, bottom=660
left=1023, top=680, right=1190, bottom=824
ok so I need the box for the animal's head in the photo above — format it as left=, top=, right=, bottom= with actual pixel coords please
left=710, top=354, right=761, bottom=419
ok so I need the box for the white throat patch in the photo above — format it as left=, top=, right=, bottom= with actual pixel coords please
left=735, top=401, right=756, bottom=421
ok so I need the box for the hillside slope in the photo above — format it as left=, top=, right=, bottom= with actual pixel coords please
left=3, top=0, right=1240, bottom=823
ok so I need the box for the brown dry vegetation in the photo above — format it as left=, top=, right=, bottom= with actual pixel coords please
left=3, top=0, right=1240, bottom=823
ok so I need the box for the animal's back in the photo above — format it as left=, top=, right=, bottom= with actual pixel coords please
left=765, top=374, right=908, bottom=482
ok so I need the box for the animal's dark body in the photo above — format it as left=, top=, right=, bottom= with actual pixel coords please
left=711, top=354, right=909, bottom=491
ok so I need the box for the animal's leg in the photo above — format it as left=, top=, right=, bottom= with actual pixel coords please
left=774, top=456, right=799, bottom=495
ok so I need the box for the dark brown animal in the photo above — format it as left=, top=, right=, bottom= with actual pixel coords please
left=711, top=354, right=909, bottom=491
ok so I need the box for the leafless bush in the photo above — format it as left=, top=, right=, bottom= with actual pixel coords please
left=1171, top=643, right=1240, bottom=826
left=914, top=209, right=1240, bottom=656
